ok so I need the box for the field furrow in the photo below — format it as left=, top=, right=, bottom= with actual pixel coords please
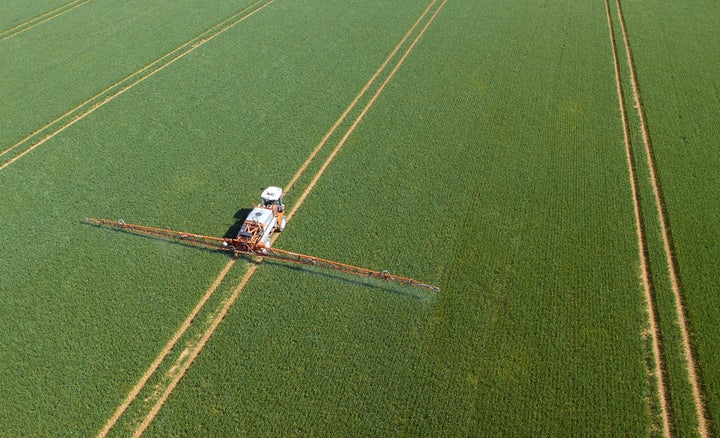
left=613, top=0, right=708, bottom=434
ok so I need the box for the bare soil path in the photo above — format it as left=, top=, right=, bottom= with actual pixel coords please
left=604, top=0, right=669, bottom=435
left=0, top=0, right=94, bottom=42
left=614, top=0, right=708, bottom=435
left=126, top=0, right=448, bottom=435
left=96, top=261, right=236, bottom=437
left=0, top=0, right=274, bottom=172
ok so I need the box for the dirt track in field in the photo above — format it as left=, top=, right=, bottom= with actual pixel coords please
left=124, top=0, right=449, bottom=435
left=283, top=0, right=441, bottom=195
left=96, top=260, right=235, bottom=437
left=603, top=1, right=670, bottom=435
left=0, top=0, right=94, bottom=42
left=98, top=0, right=444, bottom=429
left=0, top=0, right=274, bottom=172
left=614, top=0, right=708, bottom=435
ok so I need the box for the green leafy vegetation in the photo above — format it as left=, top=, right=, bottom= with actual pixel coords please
left=1, top=0, right=717, bottom=435
left=147, top=0, right=651, bottom=435
left=0, top=0, right=72, bottom=31
left=620, top=1, right=720, bottom=433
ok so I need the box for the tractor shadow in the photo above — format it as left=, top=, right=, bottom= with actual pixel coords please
left=223, top=208, right=253, bottom=239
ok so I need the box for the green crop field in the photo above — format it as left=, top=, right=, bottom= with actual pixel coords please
left=1, top=0, right=718, bottom=436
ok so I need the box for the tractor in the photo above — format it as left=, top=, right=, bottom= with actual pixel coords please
left=86, top=185, right=439, bottom=291
left=232, top=186, right=286, bottom=252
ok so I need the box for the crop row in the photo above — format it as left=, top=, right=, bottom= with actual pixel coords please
left=0, top=0, right=72, bottom=32
left=0, top=0, right=443, bottom=434
left=0, top=0, right=258, bottom=155
left=619, top=0, right=720, bottom=434
left=5, top=0, right=715, bottom=434
left=145, top=0, right=653, bottom=435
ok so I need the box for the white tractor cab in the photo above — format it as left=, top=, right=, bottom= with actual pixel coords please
left=235, top=186, right=286, bottom=250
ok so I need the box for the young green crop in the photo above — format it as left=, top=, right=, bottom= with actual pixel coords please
left=618, top=1, right=720, bottom=433
left=4, top=0, right=716, bottom=435
left=0, top=0, right=443, bottom=434
left=0, top=0, right=258, bottom=158
left=0, top=0, right=72, bottom=32
left=147, top=0, right=652, bottom=435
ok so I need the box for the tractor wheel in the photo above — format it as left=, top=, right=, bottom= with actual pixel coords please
left=278, top=216, right=287, bottom=232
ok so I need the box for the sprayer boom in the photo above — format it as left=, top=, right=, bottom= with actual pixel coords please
left=85, top=217, right=439, bottom=292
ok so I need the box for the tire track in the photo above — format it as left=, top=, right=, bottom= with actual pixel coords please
left=96, top=260, right=236, bottom=437
left=603, top=0, right=670, bottom=435
left=288, top=0, right=447, bottom=223
left=91, top=3, right=276, bottom=436
left=283, top=0, right=442, bottom=195
left=0, top=0, right=274, bottom=172
left=0, top=0, right=93, bottom=42
left=98, top=1, right=444, bottom=434
left=614, top=0, right=708, bottom=435
left=130, top=1, right=448, bottom=434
